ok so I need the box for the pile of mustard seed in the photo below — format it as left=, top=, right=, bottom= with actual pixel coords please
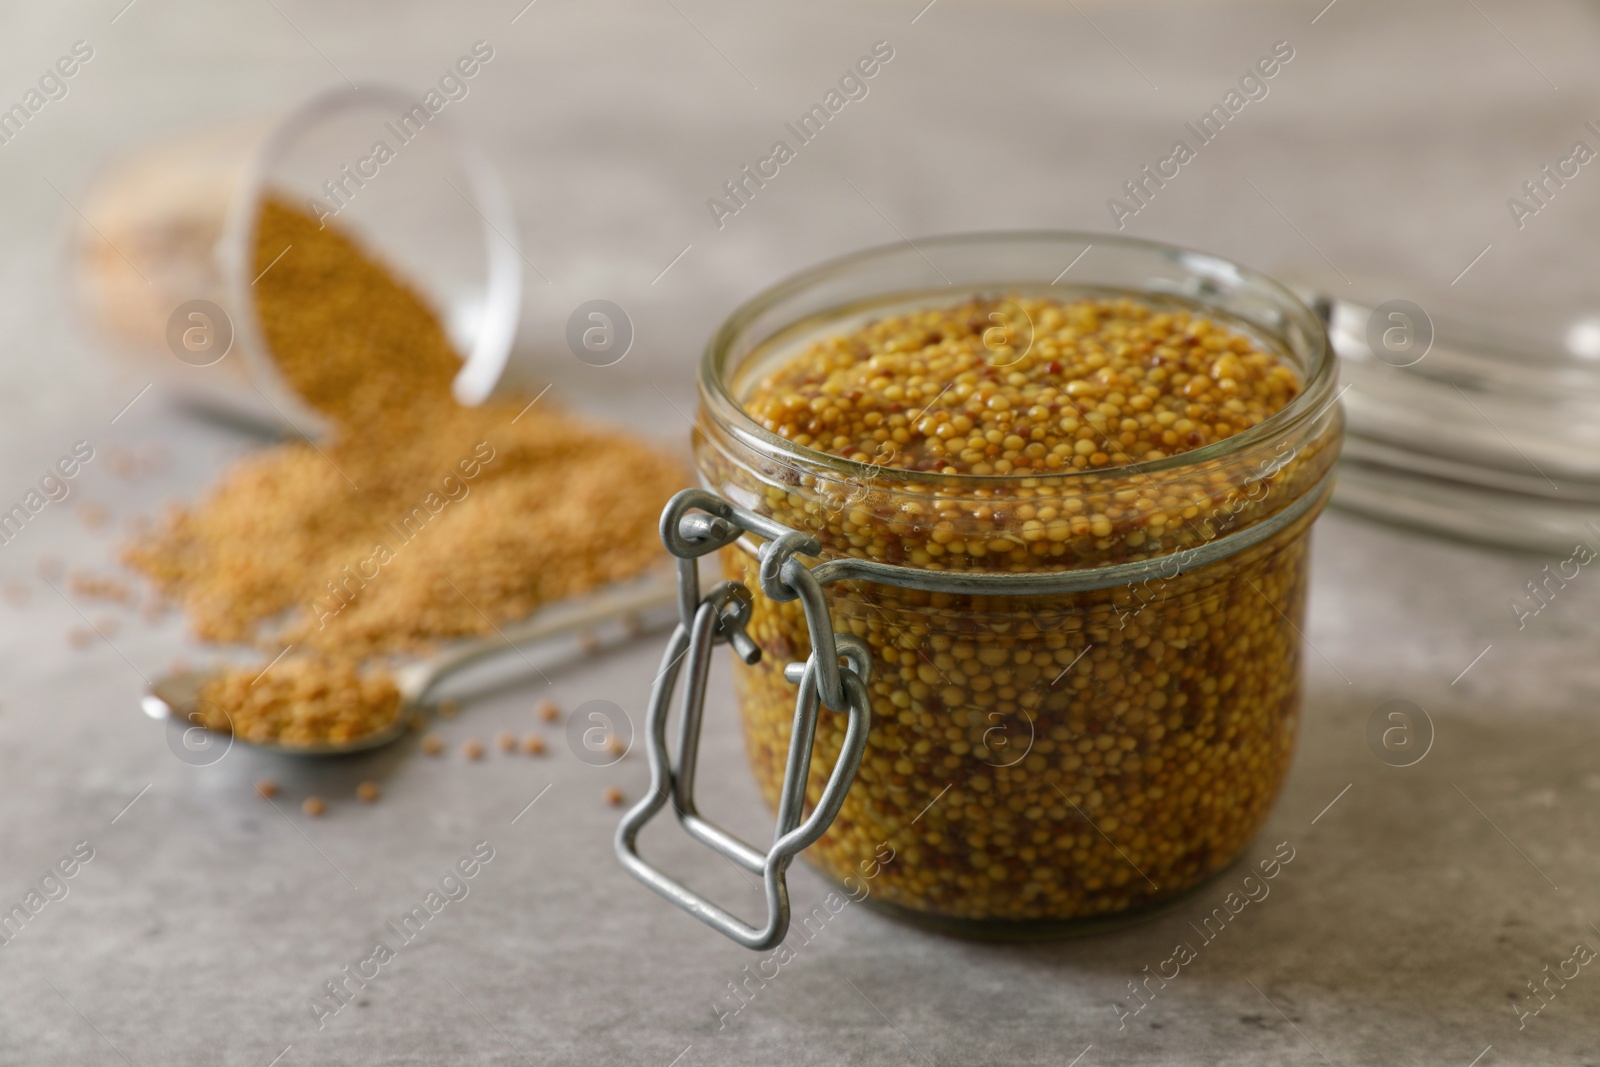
left=125, top=199, right=684, bottom=745
left=253, top=197, right=462, bottom=426
left=197, top=658, right=401, bottom=746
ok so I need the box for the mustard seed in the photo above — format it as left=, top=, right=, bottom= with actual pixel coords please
left=116, top=199, right=686, bottom=749
left=302, top=796, right=326, bottom=817
left=195, top=658, right=400, bottom=747
left=715, top=292, right=1336, bottom=925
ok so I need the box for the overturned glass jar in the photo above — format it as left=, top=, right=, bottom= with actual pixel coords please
left=617, top=232, right=1342, bottom=947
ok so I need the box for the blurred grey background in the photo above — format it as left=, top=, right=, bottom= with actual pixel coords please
left=2, top=2, right=1600, bottom=1065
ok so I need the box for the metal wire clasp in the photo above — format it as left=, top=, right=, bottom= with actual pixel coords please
left=614, top=489, right=873, bottom=950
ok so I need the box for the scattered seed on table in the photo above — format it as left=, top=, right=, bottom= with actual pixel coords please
left=537, top=699, right=560, bottom=723
left=356, top=781, right=380, bottom=802
left=422, top=734, right=444, bottom=756
left=522, top=733, right=546, bottom=756
left=303, top=796, right=326, bottom=817
left=605, top=737, right=625, bottom=759
left=462, top=739, right=484, bottom=760
left=78, top=502, right=110, bottom=532
left=107, top=448, right=137, bottom=480
left=495, top=730, right=515, bottom=752
left=256, top=779, right=279, bottom=798
left=67, top=627, right=94, bottom=650
left=578, top=629, right=601, bottom=655
left=604, top=786, right=624, bottom=807
left=439, top=700, right=460, bottom=719
left=69, top=573, right=136, bottom=605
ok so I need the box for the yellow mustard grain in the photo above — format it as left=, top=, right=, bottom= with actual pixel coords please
left=717, top=294, right=1332, bottom=925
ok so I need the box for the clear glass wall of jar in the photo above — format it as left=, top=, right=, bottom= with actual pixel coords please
left=693, top=233, right=1342, bottom=938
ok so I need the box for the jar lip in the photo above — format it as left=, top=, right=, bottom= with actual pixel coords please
left=700, top=229, right=1337, bottom=487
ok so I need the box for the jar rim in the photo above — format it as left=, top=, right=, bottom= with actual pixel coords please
left=700, top=229, right=1336, bottom=488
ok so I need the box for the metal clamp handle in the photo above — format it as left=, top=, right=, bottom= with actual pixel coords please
left=614, top=489, right=873, bottom=950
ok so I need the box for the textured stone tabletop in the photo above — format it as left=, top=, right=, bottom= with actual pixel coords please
left=2, top=0, right=1599, bottom=1064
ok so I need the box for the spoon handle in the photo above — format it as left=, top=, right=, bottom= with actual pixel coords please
left=398, top=572, right=681, bottom=704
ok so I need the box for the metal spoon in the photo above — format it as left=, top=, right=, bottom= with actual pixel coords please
left=141, top=573, right=680, bottom=757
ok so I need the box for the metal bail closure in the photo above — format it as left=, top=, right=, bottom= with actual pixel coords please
left=614, top=489, right=873, bottom=951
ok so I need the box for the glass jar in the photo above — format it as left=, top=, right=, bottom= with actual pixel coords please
left=73, top=84, right=522, bottom=436
left=617, top=232, right=1342, bottom=946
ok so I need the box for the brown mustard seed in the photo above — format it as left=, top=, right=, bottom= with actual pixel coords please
left=422, top=734, right=444, bottom=756
left=462, top=739, right=485, bottom=760
left=302, top=796, right=326, bottom=817
left=603, top=786, right=624, bottom=806
left=251, top=196, right=460, bottom=426
left=118, top=198, right=686, bottom=746
left=77, top=502, right=110, bottom=532
left=196, top=657, right=401, bottom=747
left=255, top=779, right=279, bottom=799
left=744, top=295, right=1297, bottom=476
left=438, top=701, right=461, bottom=720
left=577, top=629, right=602, bottom=655
left=495, top=730, right=516, bottom=752
left=537, top=699, right=560, bottom=723
left=107, top=447, right=137, bottom=480
left=356, top=781, right=380, bottom=803
left=68, top=572, right=136, bottom=605
left=716, top=294, right=1334, bottom=925
left=521, top=733, right=546, bottom=756
left=605, top=737, right=626, bottom=758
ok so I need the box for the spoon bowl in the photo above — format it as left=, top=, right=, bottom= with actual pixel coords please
left=142, top=668, right=415, bottom=757
left=142, top=573, right=680, bottom=758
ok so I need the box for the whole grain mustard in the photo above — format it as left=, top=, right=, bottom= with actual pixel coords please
left=709, top=294, right=1335, bottom=929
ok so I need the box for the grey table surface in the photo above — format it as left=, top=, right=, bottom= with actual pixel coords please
left=3, top=0, right=1600, bottom=1064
